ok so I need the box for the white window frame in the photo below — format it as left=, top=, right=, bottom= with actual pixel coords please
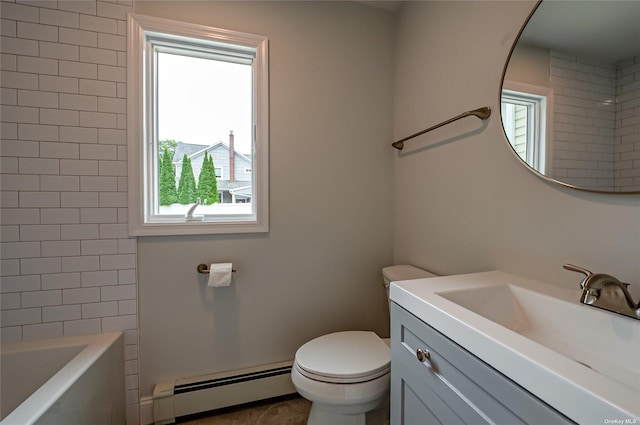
left=501, top=81, right=553, bottom=175
left=127, top=14, right=269, bottom=236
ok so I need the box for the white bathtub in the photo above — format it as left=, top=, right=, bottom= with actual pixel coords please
left=1, top=332, right=125, bottom=425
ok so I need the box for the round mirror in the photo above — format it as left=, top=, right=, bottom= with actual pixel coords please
left=501, top=0, right=640, bottom=193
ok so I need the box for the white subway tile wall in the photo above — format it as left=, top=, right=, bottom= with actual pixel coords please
left=550, top=50, right=616, bottom=190
left=550, top=50, right=640, bottom=191
left=0, top=1, right=138, bottom=424
left=615, top=55, right=640, bottom=192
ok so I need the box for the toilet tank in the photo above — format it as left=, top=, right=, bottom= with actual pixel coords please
left=382, top=265, right=436, bottom=295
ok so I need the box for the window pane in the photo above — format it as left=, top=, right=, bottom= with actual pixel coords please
left=156, top=52, right=253, bottom=216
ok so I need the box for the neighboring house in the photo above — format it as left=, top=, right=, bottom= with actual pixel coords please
left=173, top=133, right=252, bottom=203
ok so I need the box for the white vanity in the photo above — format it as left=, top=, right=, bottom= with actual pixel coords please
left=389, top=271, right=640, bottom=424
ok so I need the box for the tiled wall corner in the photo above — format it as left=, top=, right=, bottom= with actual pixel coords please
left=0, top=0, right=139, bottom=423
left=549, top=50, right=640, bottom=192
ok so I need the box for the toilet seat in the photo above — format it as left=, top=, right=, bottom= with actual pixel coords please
left=294, top=331, right=390, bottom=384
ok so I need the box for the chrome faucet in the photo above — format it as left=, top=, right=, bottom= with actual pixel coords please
left=563, top=264, right=640, bottom=320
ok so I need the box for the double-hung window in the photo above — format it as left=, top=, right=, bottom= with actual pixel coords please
left=127, top=14, right=269, bottom=235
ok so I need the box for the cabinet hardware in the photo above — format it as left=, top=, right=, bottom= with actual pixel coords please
left=416, top=348, right=431, bottom=365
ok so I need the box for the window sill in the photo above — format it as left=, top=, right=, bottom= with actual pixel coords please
left=128, top=219, right=268, bottom=237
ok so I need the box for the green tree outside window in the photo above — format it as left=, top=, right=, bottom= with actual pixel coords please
left=197, top=151, right=220, bottom=205
left=177, top=154, right=197, bottom=204
left=159, top=148, right=178, bottom=205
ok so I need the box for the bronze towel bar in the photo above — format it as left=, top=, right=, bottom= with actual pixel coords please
left=392, top=106, right=491, bottom=150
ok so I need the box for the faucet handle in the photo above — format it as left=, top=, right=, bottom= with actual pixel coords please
left=563, top=264, right=593, bottom=289
left=563, top=264, right=593, bottom=276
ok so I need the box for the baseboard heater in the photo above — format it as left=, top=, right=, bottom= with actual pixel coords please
left=152, top=360, right=296, bottom=424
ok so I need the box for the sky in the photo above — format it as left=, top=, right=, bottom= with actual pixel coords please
left=157, top=52, right=253, bottom=155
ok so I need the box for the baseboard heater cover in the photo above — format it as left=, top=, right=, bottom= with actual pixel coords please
left=152, top=361, right=296, bottom=425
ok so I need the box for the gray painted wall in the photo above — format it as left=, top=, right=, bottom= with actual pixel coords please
left=393, top=1, right=639, bottom=292
left=135, top=1, right=395, bottom=398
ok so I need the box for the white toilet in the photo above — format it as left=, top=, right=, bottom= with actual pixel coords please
left=291, top=265, right=436, bottom=425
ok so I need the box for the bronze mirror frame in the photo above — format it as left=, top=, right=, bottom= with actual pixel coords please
left=499, top=0, right=640, bottom=195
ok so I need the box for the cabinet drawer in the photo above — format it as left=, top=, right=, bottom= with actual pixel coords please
left=391, top=302, right=573, bottom=425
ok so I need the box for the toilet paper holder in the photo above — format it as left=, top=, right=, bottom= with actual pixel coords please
left=197, top=263, right=237, bottom=274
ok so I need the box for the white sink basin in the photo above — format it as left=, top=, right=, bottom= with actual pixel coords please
left=390, top=271, right=640, bottom=424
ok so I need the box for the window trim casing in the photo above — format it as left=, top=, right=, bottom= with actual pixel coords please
left=501, top=80, right=553, bottom=176
left=127, top=14, right=269, bottom=236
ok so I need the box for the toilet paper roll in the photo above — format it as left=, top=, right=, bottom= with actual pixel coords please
left=207, top=263, right=233, bottom=287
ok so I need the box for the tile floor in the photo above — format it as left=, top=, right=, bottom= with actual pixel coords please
left=176, top=395, right=311, bottom=425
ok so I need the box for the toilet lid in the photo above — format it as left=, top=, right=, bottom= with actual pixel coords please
left=294, top=331, right=390, bottom=384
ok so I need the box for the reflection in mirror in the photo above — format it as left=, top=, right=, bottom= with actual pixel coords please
left=501, top=1, right=640, bottom=193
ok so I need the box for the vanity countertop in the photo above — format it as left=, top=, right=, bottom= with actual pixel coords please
left=390, top=271, right=640, bottom=424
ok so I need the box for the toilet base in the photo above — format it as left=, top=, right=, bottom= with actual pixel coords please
left=307, top=402, right=365, bottom=425
left=306, top=397, right=389, bottom=425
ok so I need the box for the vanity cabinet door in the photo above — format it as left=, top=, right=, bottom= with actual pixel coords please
left=391, top=351, right=466, bottom=425
left=390, top=302, right=574, bottom=425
